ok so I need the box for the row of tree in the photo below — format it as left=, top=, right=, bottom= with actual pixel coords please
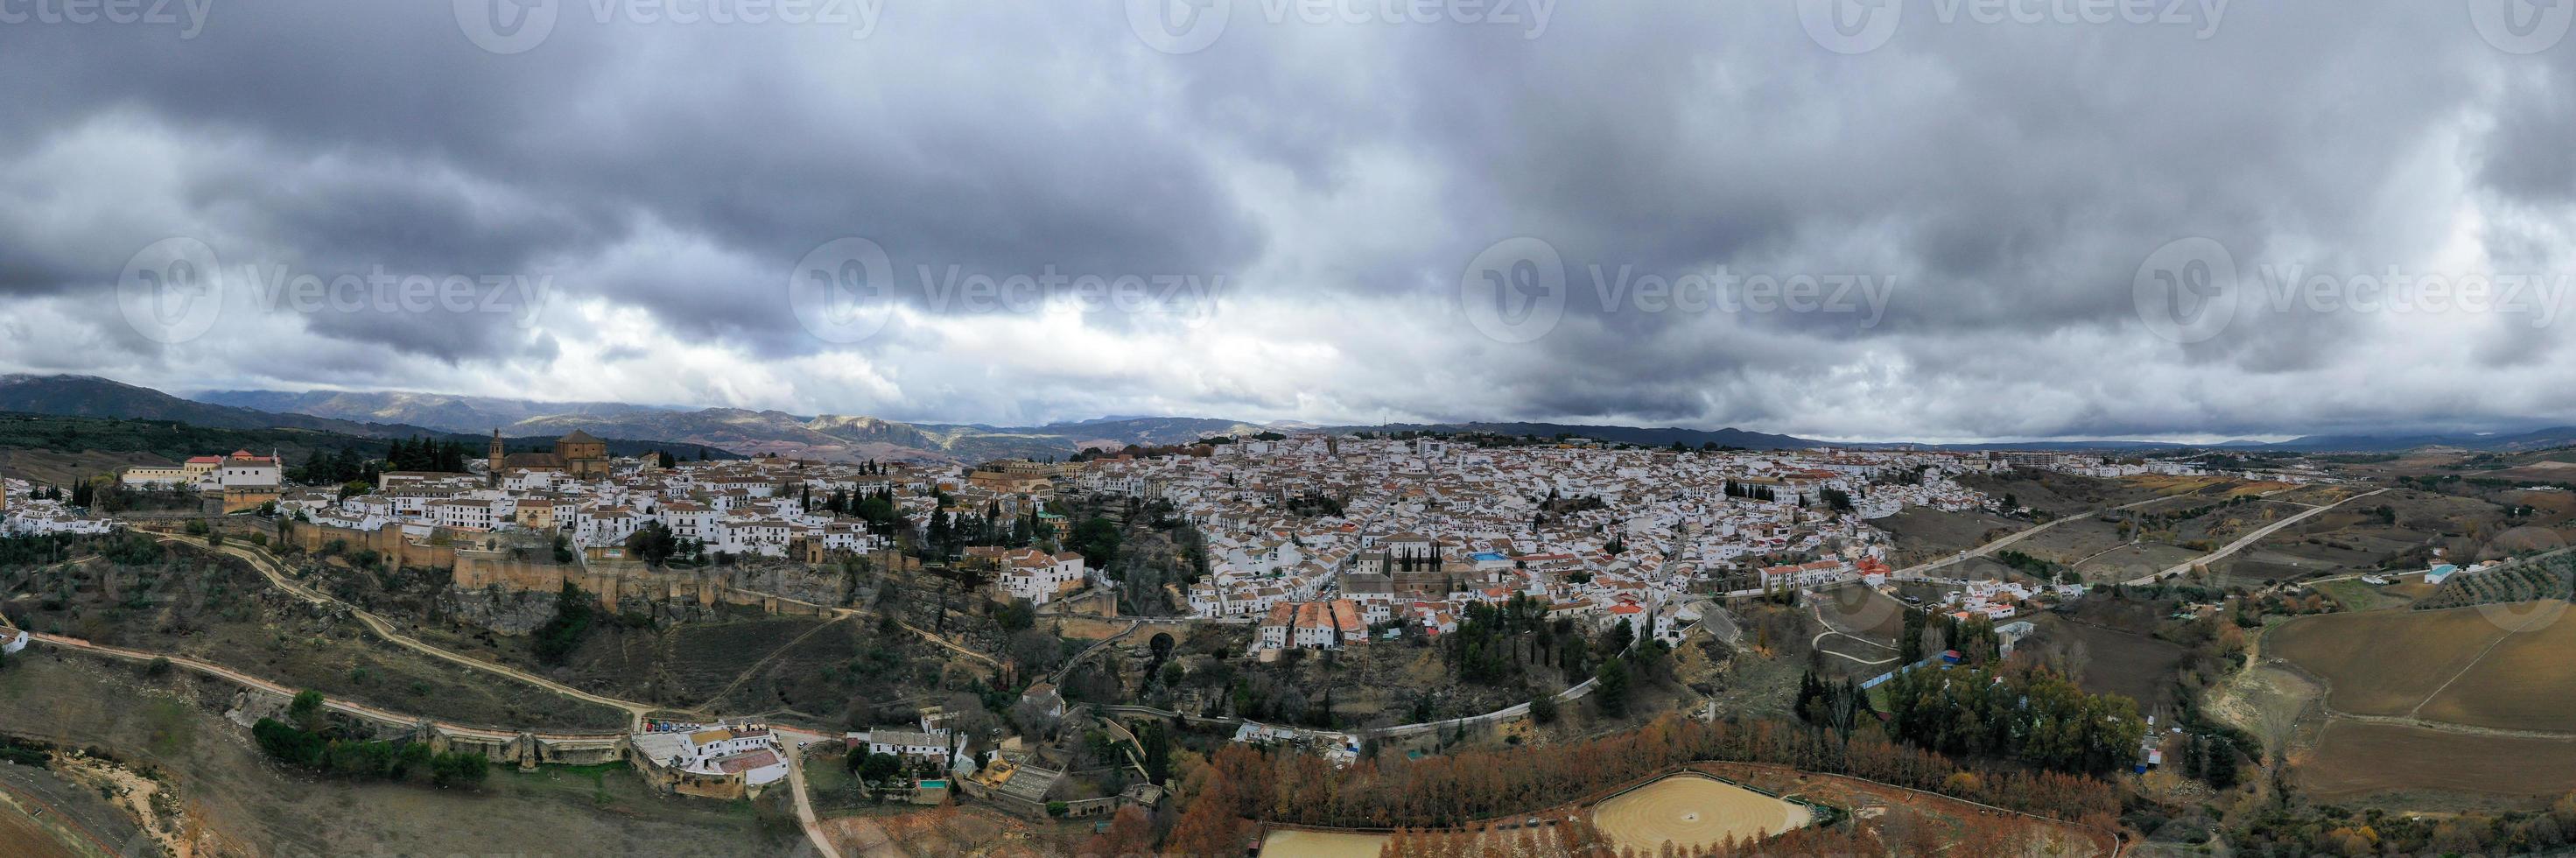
left=1162, top=714, right=2123, bottom=854
left=1719, top=480, right=1779, bottom=502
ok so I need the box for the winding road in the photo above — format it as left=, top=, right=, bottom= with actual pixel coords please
left=780, top=734, right=848, bottom=858
left=171, top=536, right=659, bottom=729
left=1806, top=601, right=1899, bottom=665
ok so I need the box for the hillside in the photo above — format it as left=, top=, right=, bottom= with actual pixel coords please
left=0, top=411, right=738, bottom=490
left=177, top=374, right=2576, bottom=463
left=1341, top=421, right=1822, bottom=450
left=0, top=375, right=448, bottom=439
left=0, top=411, right=409, bottom=489
left=193, top=389, right=676, bottom=434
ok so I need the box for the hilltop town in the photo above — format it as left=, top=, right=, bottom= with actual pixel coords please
left=4, top=414, right=2573, bottom=858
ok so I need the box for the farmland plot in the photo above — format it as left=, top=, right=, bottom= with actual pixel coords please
left=2273, top=601, right=2576, bottom=732
left=2299, top=720, right=2576, bottom=799
left=2268, top=609, right=2512, bottom=719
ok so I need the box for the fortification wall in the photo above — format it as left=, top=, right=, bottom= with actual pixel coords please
left=629, top=746, right=748, bottom=801
left=282, top=521, right=887, bottom=624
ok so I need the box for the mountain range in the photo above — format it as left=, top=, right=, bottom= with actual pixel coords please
left=185, top=384, right=1824, bottom=461
left=4, top=375, right=2572, bottom=462
left=0, top=375, right=731, bottom=461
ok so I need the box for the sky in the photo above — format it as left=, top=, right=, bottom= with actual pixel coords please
left=4, top=0, right=2574, bottom=442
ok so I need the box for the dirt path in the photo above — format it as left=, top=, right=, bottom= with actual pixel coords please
left=0, top=770, right=122, bottom=858
left=1806, top=602, right=1898, bottom=665
left=1808, top=631, right=1898, bottom=665
left=2247, top=640, right=2576, bottom=742
left=1048, top=619, right=1141, bottom=686
left=782, top=737, right=847, bottom=858
left=170, top=538, right=661, bottom=730
left=34, top=538, right=862, bottom=855
left=697, top=613, right=853, bottom=714
left=1895, top=496, right=2169, bottom=580
left=3, top=627, right=578, bottom=740
left=2405, top=606, right=2554, bottom=721
left=8, top=617, right=859, bottom=855
left=715, top=581, right=1000, bottom=670
left=2123, top=489, right=2390, bottom=586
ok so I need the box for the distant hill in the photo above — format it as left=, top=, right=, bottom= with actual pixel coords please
left=0, top=376, right=735, bottom=464
left=1899, top=428, right=2576, bottom=454
left=171, top=385, right=1824, bottom=460
left=2252, top=426, right=2576, bottom=453
left=0, top=411, right=380, bottom=468
left=1333, top=422, right=1824, bottom=451
left=0, top=415, right=751, bottom=496
left=0, top=374, right=452, bottom=439
left=194, top=389, right=677, bottom=435
left=39, top=373, right=2576, bottom=462
left=186, top=389, right=1288, bottom=463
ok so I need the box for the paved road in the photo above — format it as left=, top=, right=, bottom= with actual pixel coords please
left=1892, top=496, right=2170, bottom=580
left=778, top=731, right=847, bottom=858
left=2120, top=489, right=2391, bottom=587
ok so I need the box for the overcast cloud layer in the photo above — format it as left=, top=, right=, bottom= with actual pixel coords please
left=4, top=0, right=2575, bottom=442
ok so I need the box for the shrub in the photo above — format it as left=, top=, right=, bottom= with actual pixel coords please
left=430, top=751, right=489, bottom=789
left=532, top=582, right=595, bottom=665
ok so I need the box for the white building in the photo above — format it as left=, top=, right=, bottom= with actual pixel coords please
left=629, top=725, right=791, bottom=789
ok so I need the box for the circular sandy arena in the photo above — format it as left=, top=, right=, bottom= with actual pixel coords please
left=1258, top=828, right=1392, bottom=858
left=1591, top=774, right=1811, bottom=854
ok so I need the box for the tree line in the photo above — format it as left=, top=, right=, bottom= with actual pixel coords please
left=1162, top=713, right=2123, bottom=854
left=1880, top=664, right=2145, bottom=777
left=383, top=436, right=477, bottom=473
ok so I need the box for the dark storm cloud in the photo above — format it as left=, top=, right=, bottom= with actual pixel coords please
left=0, top=0, right=2571, bottom=438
